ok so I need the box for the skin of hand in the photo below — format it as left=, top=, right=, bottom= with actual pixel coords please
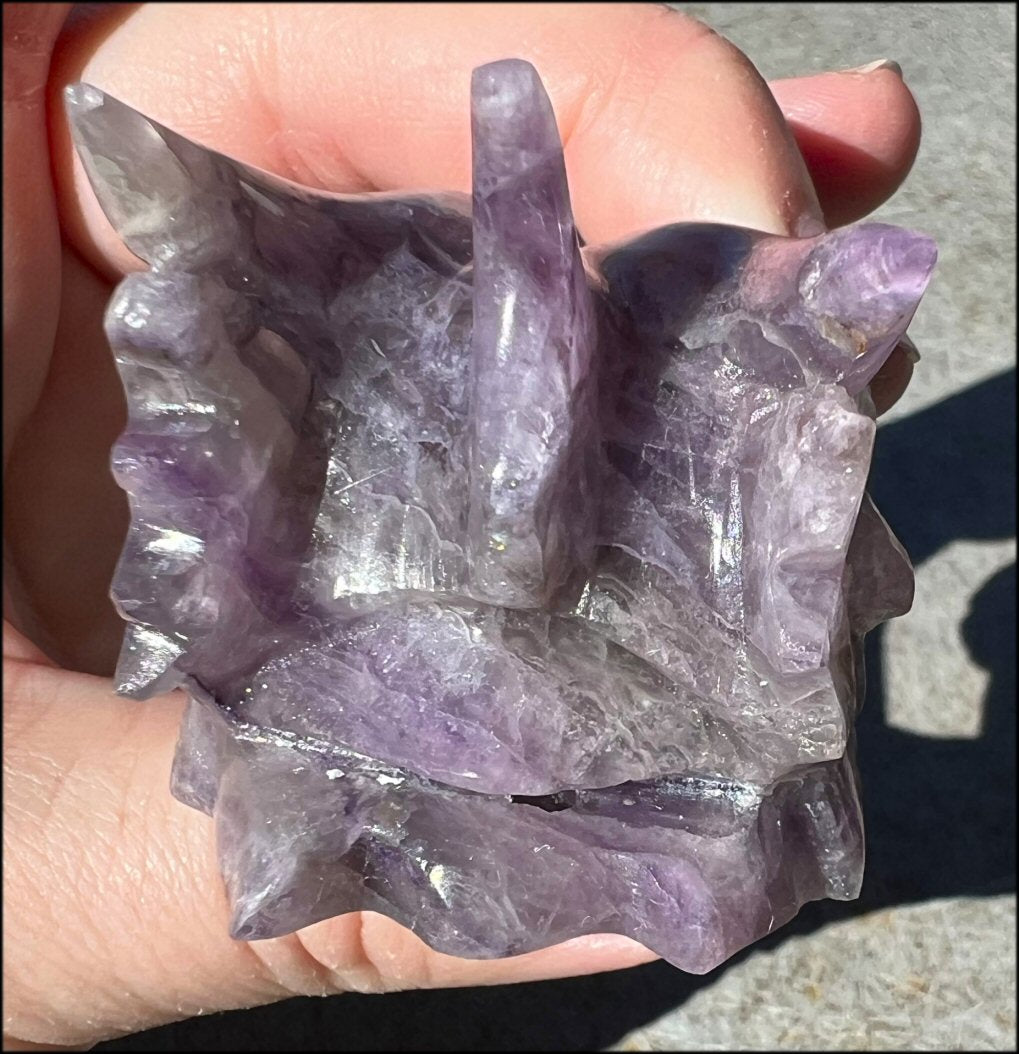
left=2, top=3, right=922, bottom=1048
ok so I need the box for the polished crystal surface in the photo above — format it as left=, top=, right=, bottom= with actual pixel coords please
left=67, top=58, right=936, bottom=973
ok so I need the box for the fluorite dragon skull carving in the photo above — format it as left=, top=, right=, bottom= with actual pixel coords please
left=67, top=59, right=936, bottom=973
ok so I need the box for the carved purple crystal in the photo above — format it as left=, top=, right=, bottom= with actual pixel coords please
left=66, top=58, right=936, bottom=974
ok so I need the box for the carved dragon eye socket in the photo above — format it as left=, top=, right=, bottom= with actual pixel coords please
left=67, top=58, right=935, bottom=974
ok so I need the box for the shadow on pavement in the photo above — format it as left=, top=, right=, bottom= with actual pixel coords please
left=97, top=369, right=1016, bottom=1052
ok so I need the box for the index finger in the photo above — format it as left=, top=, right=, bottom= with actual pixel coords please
left=50, top=2, right=825, bottom=280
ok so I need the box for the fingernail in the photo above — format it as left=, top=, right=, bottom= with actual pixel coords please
left=842, top=58, right=903, bottom=77
left=897, top=334, right=921, bottom=363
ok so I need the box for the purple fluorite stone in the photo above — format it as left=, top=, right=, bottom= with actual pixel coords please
left=66, top=59, right=936, bottom=974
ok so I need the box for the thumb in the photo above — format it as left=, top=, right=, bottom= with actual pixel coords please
left=3, top=648, right=286, bottom=1048
left=2, top=641, right=653, bottom=1048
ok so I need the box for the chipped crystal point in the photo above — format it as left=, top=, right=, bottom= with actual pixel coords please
left=67, top=58, right=936, bottom=974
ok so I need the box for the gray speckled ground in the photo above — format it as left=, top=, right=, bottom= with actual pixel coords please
left=94, top=4, right=1016, bottom=1052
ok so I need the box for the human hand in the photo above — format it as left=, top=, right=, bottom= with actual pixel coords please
left=3, top=3, right=922, bottom=1047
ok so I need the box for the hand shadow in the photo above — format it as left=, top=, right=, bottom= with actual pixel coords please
left=96, top=370, right=1016, bottom=1052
